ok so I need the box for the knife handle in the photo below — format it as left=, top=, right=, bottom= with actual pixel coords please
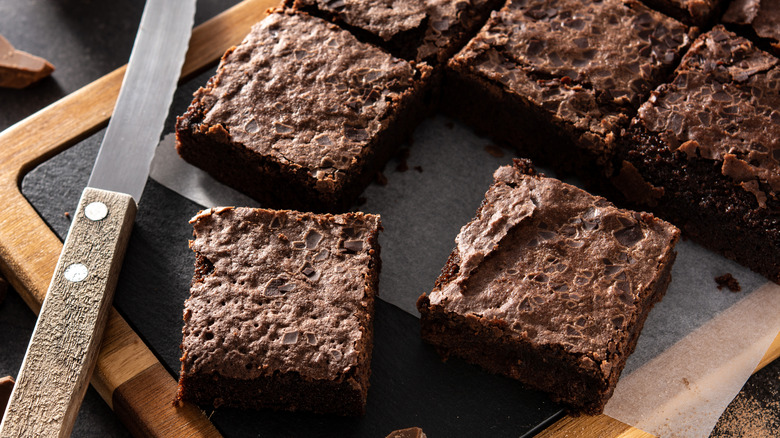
left=0, top=187, right=136, bottom=438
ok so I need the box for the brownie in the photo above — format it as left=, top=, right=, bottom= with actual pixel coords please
left=417, top=159, right=680, bottom=414
left=177, top=207, right=382, bottom=415
left=288, top=0, right=505, bottom=65
left=614, top=26, right=780, bottom=283
left=442, top=0, right=694, bottom=183
left=723, top=0, right=780, bottom=57
left=176, top=10, right=433, bottom=212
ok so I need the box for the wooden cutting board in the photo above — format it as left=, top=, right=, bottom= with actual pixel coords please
left=1, top=0, right=778, bottom=436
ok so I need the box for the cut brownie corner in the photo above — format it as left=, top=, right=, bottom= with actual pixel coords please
left=177, top=207, right=381, bottom=415
left=418, top=160, right=679, bottom=414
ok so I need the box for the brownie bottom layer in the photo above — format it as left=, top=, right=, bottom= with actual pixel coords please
left=418, top=249, right=675, bottom=415
left=178, top=370, right=369, bottom=416
left=615, top=128, right=780, bottom=284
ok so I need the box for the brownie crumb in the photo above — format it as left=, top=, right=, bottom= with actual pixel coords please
left=376, top=171, right=389, bottom=186
left=395, top=148, right=411, bottom=172
left=413, top=165, right=423, bottom=173
left=715, top=273, right=741, bottom=292
left=484, top=144, right=505, bottom=158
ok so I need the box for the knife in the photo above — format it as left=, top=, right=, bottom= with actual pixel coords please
left=0, top=0, right=196, bottom=436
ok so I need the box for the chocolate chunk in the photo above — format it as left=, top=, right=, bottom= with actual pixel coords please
left=0, top=35, right=54, bottom=89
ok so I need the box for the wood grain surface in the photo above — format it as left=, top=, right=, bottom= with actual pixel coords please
left=0, top=188, right=136, bottom=438
left=0, top=0, right=776, bottom=437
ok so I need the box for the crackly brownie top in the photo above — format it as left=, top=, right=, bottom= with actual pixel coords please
left=181, top=207, right=380, bottom=382
left=451, top=0, right=692, bottom=153
left=427, top=161, right=679, bottom=364
left=723, top=0, right=780, bottom=44
left=635, top=26, right=780, bottom=202
left=191, top=11, right=422, bottom=186
left=294, top=0, right=496, bottom=62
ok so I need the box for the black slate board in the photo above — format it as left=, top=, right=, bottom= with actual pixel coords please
left=21, top=71, right=563, bottom=438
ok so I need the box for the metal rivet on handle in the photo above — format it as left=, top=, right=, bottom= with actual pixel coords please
left=64, top=263, right=89, bottom=282
left=84, top=202, right=108, bottom=221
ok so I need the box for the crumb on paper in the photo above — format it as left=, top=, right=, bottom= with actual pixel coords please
left=715, top=273, right=741, bottom=292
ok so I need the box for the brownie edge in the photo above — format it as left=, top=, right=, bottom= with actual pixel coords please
left=177, top=207, right=382, bottom=415
left=417, top=159, right=680, bottom=414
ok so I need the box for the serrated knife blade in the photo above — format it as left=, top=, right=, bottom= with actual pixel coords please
left=0, top=0, right=196, bottom=436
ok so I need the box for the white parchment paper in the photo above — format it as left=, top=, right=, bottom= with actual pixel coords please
left=151, top=116, right=780, bottom=437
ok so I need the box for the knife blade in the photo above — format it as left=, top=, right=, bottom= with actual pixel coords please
left=0, top=0, right=196, bottom=436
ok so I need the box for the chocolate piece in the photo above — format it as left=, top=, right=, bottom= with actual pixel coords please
left=616, top=27, right=780, bottom=283
left=723, top=0, right=780, bottom=57
left=442, top=0, right=694, bottom=184
left=715, top=273, right=741, bottom=292
left=0, top=376, right=14, bottom=418
left=385, top=427, right=427, bottom=438
left=177, top=207, right=381, bottom=415
left=0, top=35, right=54, bottom=89
left=289, top=0, right=504, bottom=65
left=417, top=159, right=680, bottom=414
left=176, top=10, right=433, bottom=212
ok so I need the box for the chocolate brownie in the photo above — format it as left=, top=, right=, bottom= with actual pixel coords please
left=417, top=159, right=680, bottom=414
left=614, top=26, right=780, bottom=283
left=177, top=207, right=381, bottom=415
left=442, top=0, right=695, bottom=183
left=288, top=0, right=504, bottom=65
left=176, top=10, right=433, bottom=212
left=723, top=0, right=780, bottom=57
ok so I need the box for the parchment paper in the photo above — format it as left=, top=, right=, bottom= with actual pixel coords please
left=151, top=116, right=780, bottom=437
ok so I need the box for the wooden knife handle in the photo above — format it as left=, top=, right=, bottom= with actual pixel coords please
left=0, top=187, right=136, bottom=438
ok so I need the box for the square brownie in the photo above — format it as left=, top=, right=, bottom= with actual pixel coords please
left=417, top=159, right=680, bottom=414
left=176, top=10, right=433, bottom=212
left=723, top=0, right=780, bottom=57
left=287, top=0, right=505, bottom=65
left=177, top=207, right=382, bottom=415
left=442, top=0, right=694, bottom=182
left=614, top=26, right=780, bottom=283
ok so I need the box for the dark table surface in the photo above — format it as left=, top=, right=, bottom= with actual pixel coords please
left=1, top=1, right=778, bottom=437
